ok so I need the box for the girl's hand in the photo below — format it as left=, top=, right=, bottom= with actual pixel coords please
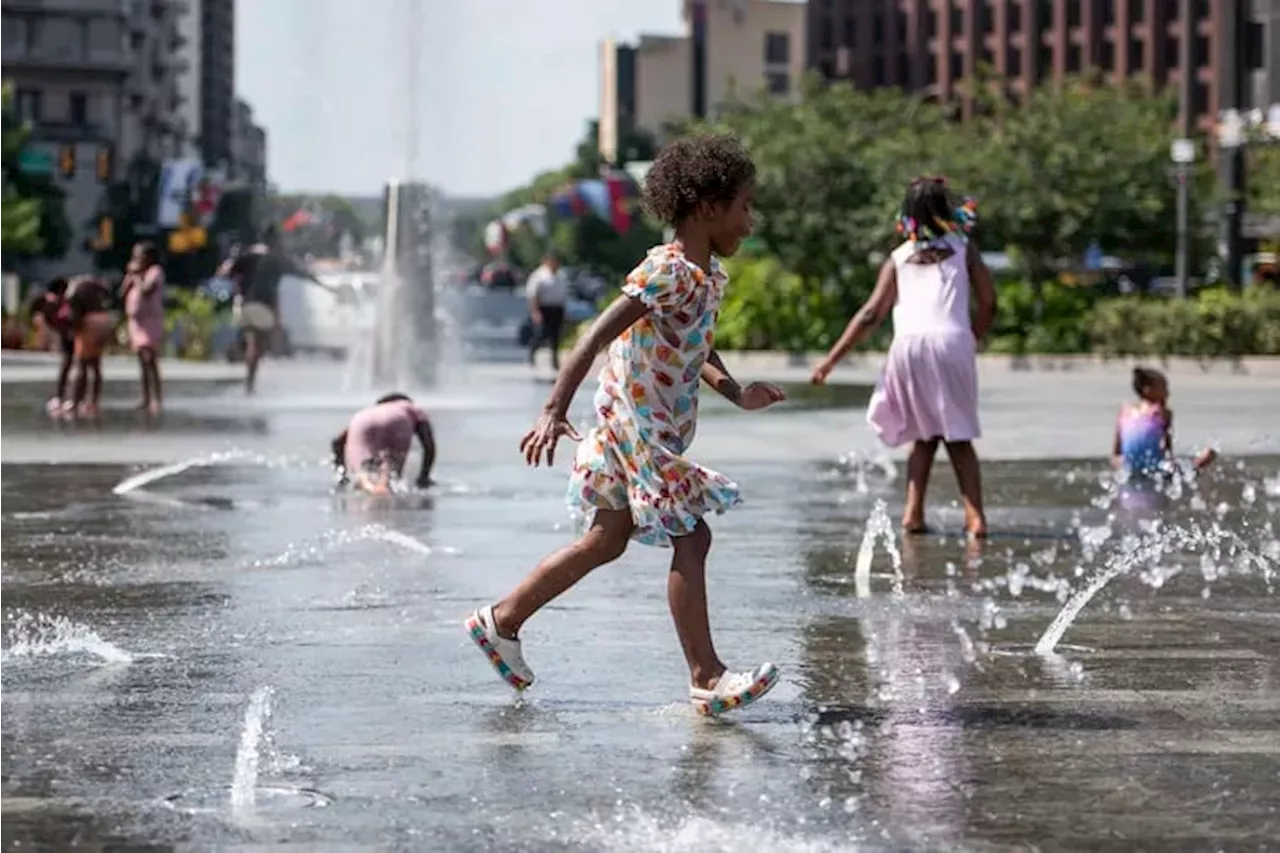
left=810, top=360, right=835, bottom=385
left=520, top=411, right=582, bottom=467
left=739, top=381, right=787, bottom=411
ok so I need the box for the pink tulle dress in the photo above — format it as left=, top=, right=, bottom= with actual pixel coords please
left=125, top=265, right=165, bottom=353
left=867, top=234, right=981, bottom=447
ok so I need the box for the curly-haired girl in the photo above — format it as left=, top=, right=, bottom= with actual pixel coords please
left=465, top=133, right=785, bottom=716
left=812, top=176, right=997, bottom=538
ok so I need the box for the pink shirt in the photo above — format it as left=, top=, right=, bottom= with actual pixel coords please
left=344, top=400, right=428, bottom=474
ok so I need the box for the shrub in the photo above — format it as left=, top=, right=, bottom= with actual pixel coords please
left=1087, top=288, right=1280, bottom=358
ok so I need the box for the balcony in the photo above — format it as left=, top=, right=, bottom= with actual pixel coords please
left=28, top=120, right=108, bottom=144
left=1, top=46, right=132, bottom=77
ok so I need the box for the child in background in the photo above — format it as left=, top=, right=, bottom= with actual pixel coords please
left=465, top=133, right=787, bottom=716
left=811, top=176, right=996, bottom=537
left=1112, top=367, right=1215, bottom=479
left=331, top=393, right=436, bottom=494
left=65, top=276, right=114, bottom=418
left=28, top=278, right=74, bottom=413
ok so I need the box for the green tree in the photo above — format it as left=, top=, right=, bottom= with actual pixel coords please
left=1, top=82, right=71, bottom=261
left=961, top=78, right=1205, bottom=292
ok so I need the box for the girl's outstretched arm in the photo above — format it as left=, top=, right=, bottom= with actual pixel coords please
left=541, top=293, right=649, bottom=418
left=702, top=349, right=787, bottom=410
left=811, top=259, right=897, bottom=384
left=522, top=293, right=650, bottom=467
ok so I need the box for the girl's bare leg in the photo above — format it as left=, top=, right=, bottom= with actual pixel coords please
left=145, top=350, right=163, bottom=411
left=89, top=360, right=103, bottom=406
left=668, top=521, right=726, bottom=689
left=944, top=440, right=987, bottom=537
left=137, top=352, right=152, bottom=409
left=903, top=438, right=939, bottom=532
left=491, top=508, right=633, bottom=638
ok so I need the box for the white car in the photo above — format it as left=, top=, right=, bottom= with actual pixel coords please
left=276, top=271, right=378, bottom=357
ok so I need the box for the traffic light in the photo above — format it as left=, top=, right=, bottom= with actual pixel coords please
left=58, top=145, right=75, bottom=178
left=96, top=146, right=112, bottom=182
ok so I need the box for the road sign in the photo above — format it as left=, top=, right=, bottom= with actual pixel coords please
left=17, top=147, right=53, bottom=176
left=1170, top=138, right=1195, bottom=164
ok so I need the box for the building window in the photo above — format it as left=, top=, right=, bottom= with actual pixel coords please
left=1101, top=0, right=1115, bottom=25
left=873, top=56, right=887, bottom=86
left=1009, top=45, right=1022, bottom=72
left=927, top=51, right=939, bottom=83
left=1193, top=35, right=1208, bottom=68
left=1010, top=3, right=1022, bottom=30
left=842, top=15, right=854, bottom=48
left=1037, top=45, right=1053, bottom=80
left=1067, top=0, right=1081, bottom=27
left=1067, top=44, right=1082, bottom=72
left=1129, top=37, right=1144, bottom=70
left=1165, top=37, right=1179, bottom=71
left=820, top=17, right=833, bottom=50
left=69, top=91, right=88, bottom=125
left=897, top=51, right=911, bottom=86
left=15, top=88, right=42, bottom=123
left=926, top=8, right=938, bottom=38
left=1194, top=0, right=1209, bottom=17
left=981, top=3, right=994, bottom=33
left=950, top=52, right=964, bottom=80
left=1101, top=38, right=1115, bottom=70
left=873, top=13, right=884, bottom=42
left=764, top=32, right=789, bottom=65
left=950, top=6, right=963, bottom=34
left=766, top=71, right=790, bottom=95
left=981, top=44, right=995, bottom=66
left=1130, top=0, right=1144, bottom=23
left=1192, top=80, right=1208, bottom=116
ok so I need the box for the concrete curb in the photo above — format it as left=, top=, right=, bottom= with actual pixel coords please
left=716, top=351, right=1280, bottom=378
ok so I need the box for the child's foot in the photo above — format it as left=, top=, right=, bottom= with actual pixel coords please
left=80, top=402, right=100, bottom=418
left=901, top=522, right=933, bottom=535
left=45, top=397, right=62, bottom=414
left=689, top=663, right=779, bottom=717
left=147, top=401, right=163, bottom=417
left=464, top=605, right=535, bottom=691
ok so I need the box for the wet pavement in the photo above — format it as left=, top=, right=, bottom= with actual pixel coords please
left=2, top=357, right=1279, bottom=851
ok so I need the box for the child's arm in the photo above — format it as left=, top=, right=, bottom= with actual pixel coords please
left=414, top=419, right=436, bottom=487
left=811, top=259, right=897, bottom=383
left=701, top=349, right=787, bottom=410
left=1111, top=420, right=1124, bottom=470
left=967, top=241, right=997, bottom=343
left=522, top=293, right=650, bottom=466
left=1164, top=410, right=1217, bottom=471
left=330, top=430, right=348, bottom=482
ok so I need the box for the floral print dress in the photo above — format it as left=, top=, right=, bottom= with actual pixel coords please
left=568, top=244, right=742, bottom=547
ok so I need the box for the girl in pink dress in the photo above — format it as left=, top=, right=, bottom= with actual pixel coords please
left=122, top=242, right=165, bottom=415
left=812, top=177, right=996, bottom=537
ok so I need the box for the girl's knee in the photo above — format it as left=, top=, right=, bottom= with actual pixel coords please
left=673, top=522, right=713, bottom=562
left=579, top=524, right=629, bottom=565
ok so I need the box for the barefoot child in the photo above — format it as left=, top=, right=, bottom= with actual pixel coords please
left=28, top=278, right=74, bottom=413
left=331, top=393, right=436, bottom=494
left=464, top=133, right=787, bottom=716
left=65, top=276, right=114, bottom=417
left=1113, top=367, right=1215, bottom=478
left=811, top=176, right=996, bottom=537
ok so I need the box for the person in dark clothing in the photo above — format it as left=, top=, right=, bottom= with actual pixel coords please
left=217, top=224, right=316, bottom=394
left=28, top=277, right=74, bottom=413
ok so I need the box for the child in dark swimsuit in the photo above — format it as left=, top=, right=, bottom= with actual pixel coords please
left=28, top=278, right=74, bottom=413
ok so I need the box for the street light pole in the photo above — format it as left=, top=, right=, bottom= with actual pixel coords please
left=1174, top=0, right=1194, bottom=299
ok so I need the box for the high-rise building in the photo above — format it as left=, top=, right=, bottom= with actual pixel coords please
left=598, top=0, right=807, bottom=159
left=806, top=1, right=1276, bottom=129
left=199, top=0, right=234, bottom=170
left=2, top=0, right=193, bottom=276
left=230, top=96, right=267, bottom=190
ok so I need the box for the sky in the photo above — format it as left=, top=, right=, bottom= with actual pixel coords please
left=236, top=0, right=683, bottom=199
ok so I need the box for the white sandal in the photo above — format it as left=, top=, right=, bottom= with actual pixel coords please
left=689, top=663, right=779, bottom=716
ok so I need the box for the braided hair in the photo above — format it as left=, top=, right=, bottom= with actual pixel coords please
left=895, top=176, right=978, bottom=252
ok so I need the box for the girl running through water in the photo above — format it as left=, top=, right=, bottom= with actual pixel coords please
left=811, top=176, right=996, bottom=537
left=465, top=133, right=787, bottom=716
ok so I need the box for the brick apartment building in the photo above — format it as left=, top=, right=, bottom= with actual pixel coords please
left=806, top=1, right=1277, bottom=129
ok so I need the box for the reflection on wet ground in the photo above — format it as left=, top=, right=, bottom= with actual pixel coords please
left=2, top=369, right=1278, bottom=851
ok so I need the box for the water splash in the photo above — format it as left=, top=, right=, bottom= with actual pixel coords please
left=113, top=450, right=250, bottom=495
left=230, top=686, right=274, bottom=812
left=1, top=611, right=134, bottom=665
left=1035, top=518, right=1274, bottom=655
left=250, top=524, right=447, bottom=569
left=853, top=499, right=903, bottom=597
